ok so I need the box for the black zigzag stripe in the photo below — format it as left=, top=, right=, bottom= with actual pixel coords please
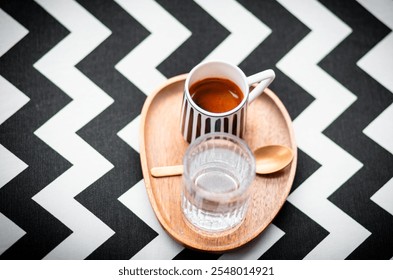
left=238, top=0, right=313, bottom=120
left=262, top=203, right=328, bottom=260
left=262, top=150, right=326, bottom=259
left=173, top=249, right=219, bottom=260
left=74, top=0, right=157, bottom=259
left=319, top=0, right=393, bottom=259
left=0, top=0, right=71, bottom=259
left=156, top=0, right=230, bottom=77
left=290, top=150, right=322, bottom=193
left=237, top=0, right=327, bottom=259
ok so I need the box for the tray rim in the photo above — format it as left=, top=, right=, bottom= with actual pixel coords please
left=139, top=74, right=297, bottom=252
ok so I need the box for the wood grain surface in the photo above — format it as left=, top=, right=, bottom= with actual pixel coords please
left=139, top=74, right=297, bottom=252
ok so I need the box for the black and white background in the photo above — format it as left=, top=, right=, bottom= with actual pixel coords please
left=0, top=0, right=392, bottom=260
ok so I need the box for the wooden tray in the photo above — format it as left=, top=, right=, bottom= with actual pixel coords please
left=140, top=74, right=297, bottom=252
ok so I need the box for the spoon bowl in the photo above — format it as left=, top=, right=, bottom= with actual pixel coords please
left=254, top=145, right=293, bottom=174
left=151, top=144, right=294, bottom=178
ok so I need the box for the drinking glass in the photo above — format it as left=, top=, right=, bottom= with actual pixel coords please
left=181, top=132, right=255, bottom=233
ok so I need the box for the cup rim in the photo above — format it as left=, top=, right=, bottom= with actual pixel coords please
left=182, top=132, right=256, bottom=200
left=184, top=60, right=249, bottom=117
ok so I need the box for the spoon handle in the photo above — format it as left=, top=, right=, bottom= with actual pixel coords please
left=151, top=165, right=184, bottom=178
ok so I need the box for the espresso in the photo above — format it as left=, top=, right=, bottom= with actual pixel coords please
left=190, top=78, right=244, bottom=113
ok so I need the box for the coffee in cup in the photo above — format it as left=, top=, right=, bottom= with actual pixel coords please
left=180, top=60, right=275, bottom=143
left=190, top=77, right=244, bottom=113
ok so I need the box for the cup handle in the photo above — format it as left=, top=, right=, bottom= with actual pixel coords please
left=247, top=69, right=275, bottom=103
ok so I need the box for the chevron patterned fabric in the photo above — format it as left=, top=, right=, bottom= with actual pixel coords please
left=0, top=0, right=392, bottom=260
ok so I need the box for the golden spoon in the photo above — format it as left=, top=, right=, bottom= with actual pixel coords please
left=150, top=145, right=294, bottom=178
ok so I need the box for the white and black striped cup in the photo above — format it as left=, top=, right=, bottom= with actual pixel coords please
left=180, top=61, right=275, bottom=143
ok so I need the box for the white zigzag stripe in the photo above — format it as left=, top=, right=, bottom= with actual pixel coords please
left=115, top=0, right=191, bottom=258
left=118, top=180, right=184, bottom=260
left=0, top=9, right=28, bottom=57
left=277, top=0, right=370, bottom=259
left=219, top=225, right=284, bottom=260
left=363, top=104, right=393, bottom=155
left=0, top=9, right=29, bottom=187
left=357, top=0, right=393, bottom=216
left=117, top=115, right=140, bottom=154
left=0, top=9, right=29, bottom=255
left=114, top=0, right=191, bottom=96
left=195, top=0, right=271, bottom=65
left=194, top=0, right=284, bottom=259
left=357, top=0, right=393, bottom=96
left=32, top=0, right=114, bottom=259
left=371, top=178, right=393, bottom=216
left=0, top=209, right=26, bottom=255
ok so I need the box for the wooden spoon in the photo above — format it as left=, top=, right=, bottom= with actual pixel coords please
left=150, top=145, right=294, bottom=178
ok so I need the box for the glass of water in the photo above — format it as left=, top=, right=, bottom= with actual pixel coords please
left=181, top=132, right=256, bottom=233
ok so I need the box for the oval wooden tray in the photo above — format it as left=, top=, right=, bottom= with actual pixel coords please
left=140, top=74, right=297, bottom=252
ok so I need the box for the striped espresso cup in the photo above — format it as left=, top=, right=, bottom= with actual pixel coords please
left=180, top=61, right=275, bottom=143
